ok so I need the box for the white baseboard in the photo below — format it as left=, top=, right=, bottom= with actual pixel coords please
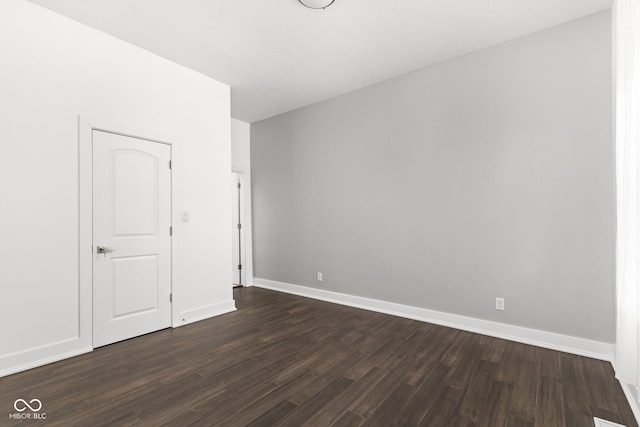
left=175, top=299, right=237, bottom=327
left=1, top=300, right=237, bottom=377
left=619, top=382, right=640, bottom=425
left=254, top=278, right=615, bottom=362
left=0, top=337, right=92, bottom=378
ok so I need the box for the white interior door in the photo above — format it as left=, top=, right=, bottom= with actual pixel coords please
left=232, top=172, right=244, bottom=286
left=93, top=130, right=172, bottom=347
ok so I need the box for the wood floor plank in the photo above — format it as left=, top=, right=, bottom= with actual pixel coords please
left=245, top=400, right=298, bottom=427
left=508, top=414, right=535, bottom=427
left=276, top=377, right=354, bottom=426
left=445, top=335, right=486, bottom=389
left=216, top=373, right=315, bottom=426
left=537, top=347, right=562, bottom=379
left=583, top=356, right=622, bottom=414
left=420, top=385, right=466, bottom=426
left=303, top=367, right=386, bottom=427
left=560, top=355, right=593, bottom=416
left=349, top=364, right=414, bottom=419
left=509, top=357, right=541, bottom=422
left=563, top=409, right=594, bottom=427
left=331, top=410, right=366, bottom=427
left=534, top=375, right=565, bottom=427
left=481, top=337, right=507, bottom=364
left=360, top=382, right=417, bottom=426
left=477, top=380, right=514, bottom=427
left=0, top=287, right=636, bottom=427
left=451, top=359, right=498, bottom=425
left=393, top=362, right=451, bottom=426
left=158, top=408, right=205, bottom=427
left=440, top=331, right=475, bottom=368
left=495, top=341, right=525, bottom=384
left=403, top=330, right=455, bottom=386
left=287, top=351, right=366, bottom=406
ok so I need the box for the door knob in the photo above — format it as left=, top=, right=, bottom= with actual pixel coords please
left=97, top=246, right=118, bottom=254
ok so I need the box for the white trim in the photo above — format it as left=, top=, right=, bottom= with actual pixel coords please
left=0, top=338, right=91, bottom=377
left=254, top=278, right=615, bottom=362
left=594, top=417, right=627, bottom=427
left=231, top=171, right=246, bottom=286
left=619, top=382, right=640, bottom=425
left=79, top=116, right=178, bottom=348
left=175, top=299, right=237, bottom=326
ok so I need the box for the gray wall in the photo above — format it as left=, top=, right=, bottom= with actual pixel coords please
left=251, top=12, right=614, bottom=342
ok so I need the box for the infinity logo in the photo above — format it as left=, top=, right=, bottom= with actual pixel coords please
left=14, top=399, right=42, bottom=412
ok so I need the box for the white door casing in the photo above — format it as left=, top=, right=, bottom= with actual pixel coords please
left=232, top=172, right=245, bottom=286
left=92, top=130, right=172, bottom=347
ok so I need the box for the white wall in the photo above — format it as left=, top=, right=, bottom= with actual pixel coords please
left=231, top=119, right=254, bottom=286
left=251, top=12, right=613, bottom=345
left=0, top=0, right=233, bottom=376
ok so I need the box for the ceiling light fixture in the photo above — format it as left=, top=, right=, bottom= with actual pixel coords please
left=298, top=0, right=334, bottom=10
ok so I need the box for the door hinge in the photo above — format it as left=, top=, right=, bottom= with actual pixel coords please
left=237, top=223, right=241, bottom=229
left=170, top=226, right=173, bottom=236
left=170, top=293, right=172, bottom=303
left=238, top=264, right=242, bottom=270
left=169, top=160, right=172, bottom=169
left=237, top=182, right=241, bottom=189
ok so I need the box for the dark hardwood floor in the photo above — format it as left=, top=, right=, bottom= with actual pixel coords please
left=1, top=287, right=637, bottom=426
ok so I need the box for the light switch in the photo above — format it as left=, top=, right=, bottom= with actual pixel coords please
left=181, top=212, right=190, bottom=222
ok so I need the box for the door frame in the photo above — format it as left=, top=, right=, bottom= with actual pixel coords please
left=79, top=116, right=174, bottom=349
left=231, top=171, right=245, bottom=286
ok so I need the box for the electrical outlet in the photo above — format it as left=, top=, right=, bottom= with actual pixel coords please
left=495, top=297, right=505, bottom=311
left=317, top=272, right=323, bottom=282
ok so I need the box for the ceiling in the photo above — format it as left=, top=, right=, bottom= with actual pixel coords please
left=27, top=0, right=612, bottom=123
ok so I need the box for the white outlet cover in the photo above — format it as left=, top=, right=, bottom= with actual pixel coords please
left=317, top=272, right=323, bottom=282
